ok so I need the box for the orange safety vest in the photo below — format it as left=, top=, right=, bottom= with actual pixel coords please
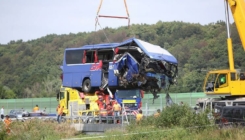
left=113, top=104, right=121, bottom=111
left=4, top=118, right=11, bottom=133
left=58, top=107, right=63, bottom=115
left=4, top=118, right=11, bottom=128
left=56, top=107, right=59, bottom=112
left=136, top=113, right=143, bottom=121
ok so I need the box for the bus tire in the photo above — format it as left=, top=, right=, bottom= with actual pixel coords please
left=82, top=79, right=91, bottom=93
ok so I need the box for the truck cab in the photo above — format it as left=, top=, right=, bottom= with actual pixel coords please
left=114, top=89, right=144, bottom=111
left=57, top=87, right=99, bottom=116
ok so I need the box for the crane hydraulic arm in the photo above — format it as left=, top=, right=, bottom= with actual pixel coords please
left=203, top=0, right=245, bottom=96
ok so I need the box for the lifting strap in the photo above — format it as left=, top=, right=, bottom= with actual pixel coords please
left=95, top=0, right=130, bottom=30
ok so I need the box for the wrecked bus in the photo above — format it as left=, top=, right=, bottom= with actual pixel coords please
left=60, top=38, right=178, bottom=98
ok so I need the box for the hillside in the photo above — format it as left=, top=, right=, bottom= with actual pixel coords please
left=0, top=20, right=244, bottom=98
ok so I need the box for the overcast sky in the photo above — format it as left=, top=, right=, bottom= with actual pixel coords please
left=0, top=0, right=232, bottom=44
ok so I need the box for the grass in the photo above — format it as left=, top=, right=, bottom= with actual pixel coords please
left=78, top=104, right=245, bottom=140
left=1, top=104, right=245, bottom=140
left=0, top=119, right=79, bottom=140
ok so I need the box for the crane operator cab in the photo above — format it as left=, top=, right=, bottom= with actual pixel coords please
left=203, top=70, right=245, bottom=96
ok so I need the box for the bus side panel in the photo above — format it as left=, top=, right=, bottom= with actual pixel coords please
left=63, top=64, right=90, bottom=87
left=109, top=62, right=118, bottom=86
left=63, top=73, right=73, bottom=87
left=72, top=64, right=90, bottom=87
left=90, top=70, right=102, bottom=87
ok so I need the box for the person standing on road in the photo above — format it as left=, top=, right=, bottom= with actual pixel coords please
left=33, top=105, right=39, bottom=112
left=113, top=101, right=121, bottom=116
left=56, top=104, right=60, bottom=117
left=57, top=106, right=64, bottom=124
left=1, top=106, right=4, bottom=120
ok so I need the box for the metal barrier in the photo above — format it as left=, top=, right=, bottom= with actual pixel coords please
left=63, top=110, right=135, bottom=125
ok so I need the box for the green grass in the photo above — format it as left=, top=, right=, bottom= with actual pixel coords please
left=0, top=119, right=78, bottom=140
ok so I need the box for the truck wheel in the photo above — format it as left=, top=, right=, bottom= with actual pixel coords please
left=82, top=79, right=91, bottom=93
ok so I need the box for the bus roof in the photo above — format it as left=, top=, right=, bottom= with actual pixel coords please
left=65, top=38, right=177, bottom=64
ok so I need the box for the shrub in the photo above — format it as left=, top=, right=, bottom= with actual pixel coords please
left=0, top=119, right=77, bottom=140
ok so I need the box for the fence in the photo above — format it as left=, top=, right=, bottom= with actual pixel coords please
left=141, top=92, right=207, bottom=116
left=0, top=92, right=207, bottom=116
left=0, top=98, right=58, bottom=114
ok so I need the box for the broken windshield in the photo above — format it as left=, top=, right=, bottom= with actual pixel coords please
left=116, top=90, right=140, bottom=98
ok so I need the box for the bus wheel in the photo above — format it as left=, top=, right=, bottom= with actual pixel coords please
left=82, top=79, right=91, bottom=93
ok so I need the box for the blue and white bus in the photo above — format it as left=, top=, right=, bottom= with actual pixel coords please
left=60, top=38, right=178, bottom=98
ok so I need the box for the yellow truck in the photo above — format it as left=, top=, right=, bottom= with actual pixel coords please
left=57, top=87, right=100, bottom=117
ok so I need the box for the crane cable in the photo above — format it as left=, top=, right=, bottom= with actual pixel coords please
left=95, top=0, right=130, bottom=31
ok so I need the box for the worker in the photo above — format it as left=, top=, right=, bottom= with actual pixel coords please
left=113, top=100, right=121, bottom=116
left=33, top=105, right=39, bottom=112
left=95, top=90, right=105, bottom=96
left=57, top=106, right=64, bottom=124
left=4, top=115, right=12, bottom=134
left=56, top=104, right=60, bottom=113
left=136, top=110, right=143, bottom=123
left=106, top=103, right=113, bottom=116
left=154, top=109, right=161, bottom=118
left=97, top=95, right=106, bottom=110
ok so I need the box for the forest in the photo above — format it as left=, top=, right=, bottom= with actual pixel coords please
left=0, top=20, right=244, bottom=98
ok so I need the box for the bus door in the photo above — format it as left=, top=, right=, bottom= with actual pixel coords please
left=90, top=50, right=102, bottom=87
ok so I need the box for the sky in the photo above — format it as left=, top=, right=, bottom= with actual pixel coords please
left=0, top=0, right=232, bottom=44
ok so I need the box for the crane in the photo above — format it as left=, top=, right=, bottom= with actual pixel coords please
left=201, top=0, right=245, bottom=107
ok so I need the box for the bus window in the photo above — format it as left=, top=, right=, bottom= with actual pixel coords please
left=85, top=51, right=94, bottom=63
left=66, top=50, right=84, bottom=64
left=97, top=50, right=114, bottom=61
